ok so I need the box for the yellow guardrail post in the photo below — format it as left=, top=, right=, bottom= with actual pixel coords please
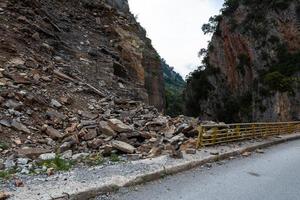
left=212, top=127, right=218, bottom=145
left=288, top=123, right=293, bottom=134
left=196, top=126, right=203, bottom=149
left=252, top=124, right=256, bottom=139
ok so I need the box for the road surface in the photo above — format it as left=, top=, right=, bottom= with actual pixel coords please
left=96, top=139, right=300, bottom=200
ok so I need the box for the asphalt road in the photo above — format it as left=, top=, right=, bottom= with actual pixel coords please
left=96, top=139, right=300, bottom=200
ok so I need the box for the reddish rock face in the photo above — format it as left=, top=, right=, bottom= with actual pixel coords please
left=186, top=1, right=300, bottom=122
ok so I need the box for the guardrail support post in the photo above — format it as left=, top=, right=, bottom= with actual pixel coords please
left=196, top=126, right=203, bottom=149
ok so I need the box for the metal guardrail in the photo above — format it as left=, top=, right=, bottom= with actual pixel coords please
left=196, top=121, right=300, bottom=148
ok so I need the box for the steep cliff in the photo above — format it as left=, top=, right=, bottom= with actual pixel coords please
left=185, top=0, right=300, bottom=123
left=0, top=0, right=165, bottom=111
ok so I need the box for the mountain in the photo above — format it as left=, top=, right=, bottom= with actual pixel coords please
left=162, top=59, right=186, bottom=116
left=185, top=0, right=300, bottom=123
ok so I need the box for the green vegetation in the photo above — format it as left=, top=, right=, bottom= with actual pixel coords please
left=185, top=64, right=217, bottom=117
left=0, top=142, right=9, bottom=150
left=83, top=153, right=104, bottom=166
left=162, top=59, right=186, bottom=117
left=263, top=45, right=300, bottom=93
left=202, top=15, right=223, bottom=35
left=109, top=153, right=120, bottom=162
left=36, top=156, right=73, bottom=171
left=0, top=168, right=18, bottom=180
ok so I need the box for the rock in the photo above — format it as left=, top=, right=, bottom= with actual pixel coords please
left=83, top=129, right=97, bottom=141
left=17, top=148, right=51, bottom=159
left=169, top=134, right=184, bottom=145
left=15, top=179, right=24, bottom=187
left=185, top=148, right=196, bottom=154
left=0, top=120, right=11, bottom=127
left=4, top=158, right=15, bottom=169
left=50, top=99, right=62, bottom=108
left=60, top=96, right=72, bottom=105
left=242, top=151, right=251, bottom=157
left=256, top=149, right=264, bottom=154
left=61, top=150, right=73, bottom=159
left=78, top=111, right=98, bottom=119
left=111, top=140, right=136, bottom=154
left=79, top=120, right=97, bottom=128
left=108, top=119, right=133, bottom=132
left=148, top=146, right=162, bottom=158
left=17, top=158, right=29, bottom=165
left=9, top=57, right=24, bottom=66
left=0, top=191, right=10, bottom=200
left=47, top=168, right=55, bottom=176
left=175, top=123, right=189, bottom=133
left=170, top=149, right=183, bottom=159
left=46, top=110, right=67, bottom=121
left=11, top=119, right=31, bottom=134
left=210, top=151, right=219, bottom=156
left=3, top=99, right=23, bottom=110
left=102, top=145, right=113, bottom=156
left=59, top=135, right=78, bottom=152
left=42, top=125, right=63, bottom=140
left=126, top=154, right=142, bottom=161
left=99, top=121, right=116, bottom=136
left=20, top=168, right=30, bottom=175
left=88, top=139, right=104, bottom=149
left=38, top=153, right=56, bottom=161
left=72, top=153, right=89, bottom=160
left=59, top=142, right=73, bottom=153
left=0, top=159, right=4, bottom=170
left=180, top=139, right=197, bottom=151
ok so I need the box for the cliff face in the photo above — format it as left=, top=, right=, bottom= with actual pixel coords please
left=185, top=0, right=300, bottom=122
left=0, top=0, right=165, bottom=111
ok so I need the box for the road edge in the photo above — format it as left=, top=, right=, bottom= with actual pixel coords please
left=69, top=134, right=300, bottom=200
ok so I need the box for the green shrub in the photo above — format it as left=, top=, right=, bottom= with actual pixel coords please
left=264, top=71, right=293, bottom=92
left=36, top=156, right=73, bottom=171
left=0, top=142, right=8, bottom=150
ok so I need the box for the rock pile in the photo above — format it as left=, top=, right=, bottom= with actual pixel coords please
left=0, top=63, right=200, bottom=174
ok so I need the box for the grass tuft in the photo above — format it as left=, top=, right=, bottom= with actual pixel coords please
left=109, top=153, right=120, bottom=162
left=36, top=156, right=73, bottom=171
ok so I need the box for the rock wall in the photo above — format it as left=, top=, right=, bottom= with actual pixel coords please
left=0, top=0, right=165, bottom=111
left=185, top=0, right=300, bottom=122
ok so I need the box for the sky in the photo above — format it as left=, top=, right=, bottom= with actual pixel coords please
left=128, top=0, right=224, bottom=78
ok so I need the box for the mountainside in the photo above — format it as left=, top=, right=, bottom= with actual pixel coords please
left=185, top=0, right=300, bottom=123
left=0, top=0, right=165, bottom=111
left=162, top=59, right=185, bottom=117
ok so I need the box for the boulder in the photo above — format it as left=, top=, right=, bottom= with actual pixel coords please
left=111, top=140, right=136, bottom=154
left=42, top=125, right=63, bottom=140
left=108, top=119, right=133, bottom=132
left=50, top=99, right=62, bottom=108
left=38, top=153, right=56, bottom=161
left=11, top=120, right=30, bottom=134
left=99, top=121, right=116, bottom=136
left=83, top=129, right=97, bottom=141
left=17, top=148, right=51, bottom=159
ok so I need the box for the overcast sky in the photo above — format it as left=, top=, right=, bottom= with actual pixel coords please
left=128, top=0, right=224, bottom=78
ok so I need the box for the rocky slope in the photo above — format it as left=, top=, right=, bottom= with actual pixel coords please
left=0, top=0, right=165, bottom=110
left=0, top=0, right=202, bottom=176
left=185, top=0, right=300, bottom=123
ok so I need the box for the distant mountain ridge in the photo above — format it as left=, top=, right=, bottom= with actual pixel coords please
left=162, top=59, right=186, bottom=116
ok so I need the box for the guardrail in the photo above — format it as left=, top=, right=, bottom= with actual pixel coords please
left=196, top=121, right=300, bottom=148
